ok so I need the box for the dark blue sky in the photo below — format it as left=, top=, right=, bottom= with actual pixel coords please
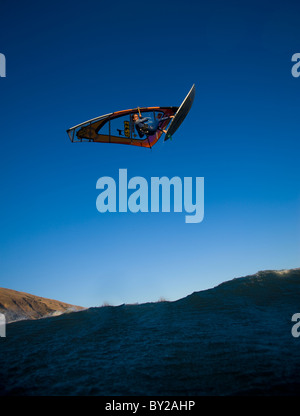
left=0, top=0, right=299, bottom=307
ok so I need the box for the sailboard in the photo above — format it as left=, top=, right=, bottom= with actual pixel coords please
left=164, top=84, right=195, bottom=141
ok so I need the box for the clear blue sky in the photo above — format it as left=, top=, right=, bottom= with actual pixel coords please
left=0, top=0, right=299, bottom=307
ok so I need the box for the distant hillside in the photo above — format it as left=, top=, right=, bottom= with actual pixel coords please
left=0, top=288, right=85, bottom=323
left=178, top=268, right=300, bottom=308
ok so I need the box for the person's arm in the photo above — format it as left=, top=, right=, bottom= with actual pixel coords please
left=138, top=117, right=150, bottom=124
left=159, top=115, right=174, bottom=122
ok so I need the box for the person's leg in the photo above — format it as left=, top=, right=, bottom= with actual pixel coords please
left=145, top=115, right=174, bottom=136
left=156, top=115, right=174, bottom=134
left=146, top=119, right=159, bottom=133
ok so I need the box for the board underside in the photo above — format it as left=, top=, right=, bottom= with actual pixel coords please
left=164, top=84, right=195, bottom=141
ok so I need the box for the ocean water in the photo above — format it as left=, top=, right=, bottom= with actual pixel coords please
left=0, top=269, right=300, bottom=396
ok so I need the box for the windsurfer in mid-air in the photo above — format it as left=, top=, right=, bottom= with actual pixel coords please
left=132, top=113, right=174, bottom=138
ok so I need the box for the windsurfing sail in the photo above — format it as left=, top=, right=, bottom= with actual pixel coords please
left=67, top=107, right=178, bottom=148
left=66, top=85, right=195, bottom=148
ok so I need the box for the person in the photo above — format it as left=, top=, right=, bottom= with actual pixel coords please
left=132, top=113, right=174, bottom=138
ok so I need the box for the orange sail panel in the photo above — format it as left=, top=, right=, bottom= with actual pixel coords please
left=67, top=107, right=178, bottom=148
